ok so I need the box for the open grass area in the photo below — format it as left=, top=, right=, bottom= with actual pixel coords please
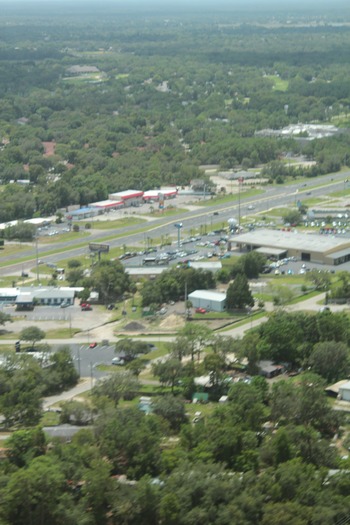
left=265, top=75, right=289, bottom=91
left=80, top=217, right=146, bottom=230
left=45, top=327, right=81, bottom=339
left=264, top=207, right=289, bottom=217
left=196, top=189, right=263, bottom=207
left=142, top=207, right=188, bottom=219
left=40, top=410, right=61, bottom=426
left=39, top=231, right=90, bottom=244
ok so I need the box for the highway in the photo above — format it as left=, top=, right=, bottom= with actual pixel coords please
left=0, top=171, right=348, bottom=276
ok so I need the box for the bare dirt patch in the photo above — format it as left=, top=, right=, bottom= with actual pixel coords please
left=42, top=141, right=56, bottom=157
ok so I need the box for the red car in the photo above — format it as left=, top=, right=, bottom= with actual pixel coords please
left=89, top=342, right=97, bottom=348
left=81, top=304, right=92, bottom=311
left=195, top=307, right=206, bottom=314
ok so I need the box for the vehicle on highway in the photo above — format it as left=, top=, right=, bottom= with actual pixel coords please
left=89, top=342, right=97, bottom=348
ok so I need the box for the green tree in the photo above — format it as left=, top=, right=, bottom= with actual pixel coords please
left=308, top=340, right=350, bottom=382
left=19, top=326, right=46, bottom=350
left=152, top=359, right=183, bottom=393
left=283, top=209, right=302, bottom=225
left=0, top=364, right=43, bottom=427
left=96, top=408, right=162, bottom=479
left=0, top=456, right=68, bottom=525
left=5, top=426, right=46, bottom=468
left=305, top=269, right=331, bottom=291
left=93, top=370, right=140, bottom=406
left=226, top=273, right=254, bottom=310
left=0, top=311, right=12, bottom=327
left=90, top=260, right=131, bottom=304
left=177, top=323, right=212, bottom=362
left=153, top=395, right=187, bottom=432
left=43, top=347, right=79, bottom=395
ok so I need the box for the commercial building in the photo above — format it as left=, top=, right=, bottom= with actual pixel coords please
left=233, top=228, right=350, bottom=265
left=0, top=286, right=77, bottom=308
left=188, top=290, right=226, bottom=312
left=143, top=188, right=178, bottom=202
left=89, top=199, right=124, bottom=213
left=109, top=190, right=144, bottom=207
left=67, top=207, right=98, bottom=220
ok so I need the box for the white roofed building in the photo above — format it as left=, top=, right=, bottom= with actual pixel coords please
left=109, top=190, right=144, bottom=207
left=188, top=290, right=226, bottom=312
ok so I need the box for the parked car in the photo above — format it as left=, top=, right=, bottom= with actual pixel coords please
left=195, top=307, right=206, bottom=314
left=89, top=342, right=97, bottom=348
left=112, top=357, right=125, bottom=366
left=60, top=301, right=70, bottom=308
left=81, top=304, right=92, bottom=311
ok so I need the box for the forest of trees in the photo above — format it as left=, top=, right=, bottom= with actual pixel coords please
left=1, top=3, right=350, bottom=221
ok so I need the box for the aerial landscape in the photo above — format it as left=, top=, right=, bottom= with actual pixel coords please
left=3, top=0, right=350, bottom=523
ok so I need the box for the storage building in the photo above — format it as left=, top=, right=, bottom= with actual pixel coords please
left=188, top=290, right=226, bottom=312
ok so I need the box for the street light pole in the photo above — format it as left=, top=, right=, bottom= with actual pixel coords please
left=174, top=223, right=182, bottom=249
left=35, top=232, right=39, bottom=284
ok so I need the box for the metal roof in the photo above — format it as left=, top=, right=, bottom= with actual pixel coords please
left=189, top=262, right=222, bottom=271
left=125, top=267, right=165, bottom=275
left=188, top=290, right=226, bottom=302
left=110, top=190, right=144, bottom=199
left=89, top=199, right=123, bottom=208
left=233, top=229, right=350, bottom=254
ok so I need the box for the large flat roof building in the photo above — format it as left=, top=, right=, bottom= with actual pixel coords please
left=233, top=229, right=350, bottom=265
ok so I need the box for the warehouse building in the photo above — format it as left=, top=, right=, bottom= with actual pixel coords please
left=188, top=290, right=226, bottom=312
left=233, top=228, right=350, bottom=265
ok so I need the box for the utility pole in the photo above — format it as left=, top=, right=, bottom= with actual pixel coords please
left=175, top=223, right=182, bottom=249
left=35, top=232, right=39, bottom=284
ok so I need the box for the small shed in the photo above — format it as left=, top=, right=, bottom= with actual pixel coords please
left=339, top=381, right=350, bottom=402
left=188, top=290, right=226, bottom=312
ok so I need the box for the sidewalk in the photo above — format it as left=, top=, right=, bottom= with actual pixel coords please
left=43, top=377, right=96, bottom=409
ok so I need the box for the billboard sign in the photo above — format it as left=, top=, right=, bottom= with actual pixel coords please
left=89, top=243, right=110, bottom=253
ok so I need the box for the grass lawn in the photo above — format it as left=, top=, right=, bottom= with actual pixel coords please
left=265, top=75, right=289, bottom=92
left=40, top=410, right=61, bottom=426
left=197, top=189, right=263, bottom=207
left=0, top=243, right=30, bottom=262
left=39, top=231, right=90, bottom=244
left=264, top=207, right=290, bottom=217
left=80, top=217, right=146, bottom=230
left=142, top=207, right=188, bottom=219
left=45, top=327, right=81, bottom=338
